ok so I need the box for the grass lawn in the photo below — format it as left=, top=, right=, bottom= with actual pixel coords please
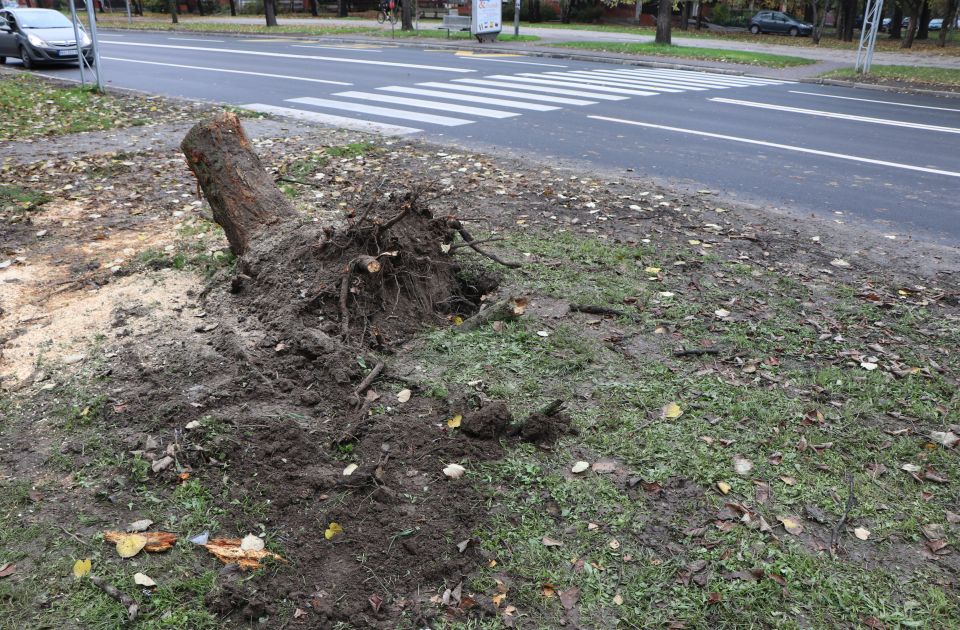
left=88, top=15, right=377, bottom=36
left=820, top=64, right=960, bottom=89
left=550, top=41, right=815, bottom=67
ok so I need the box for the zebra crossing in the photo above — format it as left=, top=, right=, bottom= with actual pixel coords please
left=242, top=67, right=791, bottom=136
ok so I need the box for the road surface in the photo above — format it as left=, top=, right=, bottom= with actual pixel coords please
left=26, top=30, right=960, bottom=243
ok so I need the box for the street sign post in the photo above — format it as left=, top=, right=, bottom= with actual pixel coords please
left=513, top=0, right=519, bottom=36
left=471, top=0, right=502, bottom=42
left=82, top=0, right=105, bottom=92
left=855, top=0, right=883, bottom=74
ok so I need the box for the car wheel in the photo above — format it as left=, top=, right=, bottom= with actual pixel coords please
left=789, top=27, right=799, bottom=36
left=750, top=24, right=760, bottom=34
left=0, top=56, right=5, bottom=65
left=19, top=47, right=33, bottom=69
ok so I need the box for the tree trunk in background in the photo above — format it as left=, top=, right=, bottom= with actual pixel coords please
left=812, top=0, right=829, bottom=44
left=939, top=0, right=960, bottom=46
left=696, top=6, right=704, bottom=28
left=228, top=0, right=236, bottom=15
left=401, top=0, right=413, bottom=30
left=310, top=0, right=318, bottom=17
left=655, top=0, right=672, bottom=43
left=680, top=1, right=691, bottom=30
left=889, top=5, right=902, bottom=37
left=530, top=0, right=540, bottom=21
left=338, top=0, right=347, bottom=18
left=902, top=9, right=919, bottom=46
left=803, top=3, right=813, bottom=22
left=181, top=113, right=297, bottom=257
left=917, top=0, right=929, bottom=38
left=634, top=0, right=642, bottom=24
left=264, top=0, right=278, bottom=26
left=168, top=0, right=178, bottom=23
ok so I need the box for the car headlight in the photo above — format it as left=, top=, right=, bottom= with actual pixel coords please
left=81, top=32, right=91, bottom=45
left=27, top=33, right=48, bottom=47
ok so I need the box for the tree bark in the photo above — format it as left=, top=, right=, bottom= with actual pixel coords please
left=680, top=1, right=690, bottom=30
left=228, top=0, right=236, bottom=16
left=401, top=0, right=413, bottom=30
left=902, top=9, right=920, bottom=46
left=337, top=0, right=347, bottom=18
left=655, top=0, right=672, bottom=44
left=889, top=5, right=902, bottom=38
left=168, top=0, right=178, bottom=24
left=530, top=0, right=540, bottom=21
left=310, top=0, right=318, bottom=16
left=264, top=0, right=278, bottom=26
left=917, top=0, right=929, bottom=38
left=181, top=112, right=297, bottom=256
left=939, top=0, right=960, bottom=46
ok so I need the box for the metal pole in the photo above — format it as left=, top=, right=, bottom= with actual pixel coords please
left=67, top=0, right=86, bottom=88
left=125, top=0, right=132, bottom=23
left=83, top=0, right=105, bottom=92
left=854, top=0, right=883, bottom=73
left=513, top=0, right=519, bottom=36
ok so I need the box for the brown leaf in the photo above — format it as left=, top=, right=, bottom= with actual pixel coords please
left=368, top=594, right=383, bottom=613
left=924, top=468, right=949, bottom=484
left=541, top=536, right=564, bottom=547
left=0, top=563, right=15, bottom=579
left=706, top=592, right=722, bottom=605
left=777, top=516, right=804, bottom=535
left=103, top=530, right=177, bottom=553
left=203, top=538, right=286, bottom=569
left=558, top=586, right=580, bottom=611
left=926, top=539, right=951, bottom=555
left=946, top=510, right=960, bottom=525
left=754, top=481, right=771, bottom=505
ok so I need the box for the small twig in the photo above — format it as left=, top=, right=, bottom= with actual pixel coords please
left=449, top=220, right=521, bottom=268
left=674, top=347, right=722, bottom=357
left=89, top=575, right=139, bottom=621
left=339, top=270, right=352, bottom=340
left=449, top=237, right=504, bottom=251
left=830, top=472, right=856, bottom=556
left=59, top=525, right=93, bottom=547
left=379, top=202, right=412, bottom=232
left=276, top=176, right=322, bottom=188
left=354, top=361, right=385, bottom=400
left=570, top=303, right=628, bottom=318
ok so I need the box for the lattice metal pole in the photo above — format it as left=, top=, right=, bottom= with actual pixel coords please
left=855, top=0, right=884, bottom=74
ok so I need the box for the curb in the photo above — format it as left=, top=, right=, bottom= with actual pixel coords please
left=801, top=77, right=960, bottom=99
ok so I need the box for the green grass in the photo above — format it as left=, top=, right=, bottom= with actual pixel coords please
left=820, top=64, right=960, bottom=88
left=0, top=184, right=51, bottom=214
left=404, top=227, right=960, bottom=629
left=366, top=28, right=539, bottom=41
left=89, top=14, right=376, bottom=36
left=0, top=74, right=149, bottom=141
left=550, top=41, right=815, bottom=67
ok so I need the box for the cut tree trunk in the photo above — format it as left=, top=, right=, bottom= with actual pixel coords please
left=181, top=112, right=297, bottom=256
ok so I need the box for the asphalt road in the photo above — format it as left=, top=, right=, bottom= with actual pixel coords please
left=25, top=30, right=960, bottom=243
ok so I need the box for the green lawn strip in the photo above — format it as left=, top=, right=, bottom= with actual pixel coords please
left=92, top=17, right=376, bottom=36
left=549, top=40, right=814, bottom=67
left=407, top=228, right=959, bottom=628
left=820, top=64, right=960, bottom=89
left=366, top=29, right=539, bottom=41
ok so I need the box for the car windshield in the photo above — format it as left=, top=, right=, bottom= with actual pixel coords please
left=18, top=10, right=74, bottom=28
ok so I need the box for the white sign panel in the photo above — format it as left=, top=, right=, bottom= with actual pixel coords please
left=472, top=0, right=502, bottom=35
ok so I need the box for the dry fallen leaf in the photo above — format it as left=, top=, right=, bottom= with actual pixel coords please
left=72, top=558, right=91, bottom=579
left=542, top=584, right=556, bottom=598
left=716, top=481, right=732, bottom=495
left=662, top=402, right=683, bottom=419
left=447, top=414, right=462, bottom=429
left=126, top=519, right=153, bottom=533
left=830, top=258, right=850, bottom=268
left=780, top=476, right=797, bottom=486
left=492, top=593, right=506, bottom=606
left=930, top=431, right=959, bottom=448
left=443, top=463, right=466, bottom=479
left=0, top=563, right=15, bottom=579
left=854, top=527, right=871, bottom=541
left=111, top=533, right=147, bottom=559
left=613, top=591, right=624, bottom=605
left=733, top=456, right=753, bottom=475
left=714, top=308, right=731, bottom=318
left=104, top=531, right=176, bottom=554
left=571, top=461, right=590, bottom=474
left=541, top=536, right=564, bottom=547
left=778, top=516, right=804, bottom=536
left=203, top=538, right=285, bottom=570
left=397, top=389, right=412, bottom=403
left=343, top=463, right=358, bottom=476
left=325, top=522, right=344, bottom=540
left=133, top=572, right=157, bottom=588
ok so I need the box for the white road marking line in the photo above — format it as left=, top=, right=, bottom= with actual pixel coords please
left=333, top=91, right=520, bottom=118
left=99, top=56, right=353, bottom=85
left=586, top=71, right=729, bottom=90
left=418, top=81, right=597, bottom=105
left=710, top=97, right=960, bottom=134
left=291, top=44, right=381, bottom=52
left=458, top=57, right=567, bottom=67
left=610, top=68, right=786, bottom=86
left=97, top=40, right=474, bottom=73
left=168, top=37, right=225, bottom=42
left=590, top=115, right=960, bottom=178
left=379, top=86, right=559, bottom=111
left=549, top=71, right=689, bottom=92
left=287, top=96, right=472, bottom=126
left=453, top=78, right=627, bottom=100
left=501, top=74, right=658, bottom=96
left=241, top=103, right=421, bottom=135
left=607, top=69, right=781, bottom=87
left=788, top=90, right=960, bottom=113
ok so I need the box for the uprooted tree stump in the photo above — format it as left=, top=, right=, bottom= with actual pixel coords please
left=180, top=112, right=518, bottom=349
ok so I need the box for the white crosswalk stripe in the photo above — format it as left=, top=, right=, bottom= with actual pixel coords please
left=378, top=86, right=560, bottom=111
left=250, top=67, right=790, bottom=133
left=333, top=91, right=520, bottom=118
left=452, top=78, right=629, bottom=100
left=493, top=74, right=659, bottom=96
left=287, top=97, right=472, bottom=126
left=240, top=103, right=422, bottom=135
left=416, top=81, right=597, bottom=105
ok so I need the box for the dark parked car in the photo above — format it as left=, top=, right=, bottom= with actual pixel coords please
left=0, top=8, right=93, bottom=69
left=749, top=11, right=813, bottom=36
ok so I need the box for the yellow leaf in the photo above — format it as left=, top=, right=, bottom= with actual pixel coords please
left=492, top=593, right=506, bottom=606
left=115, top=533, right=147, bottom=558
left=397, top=389, right=411, bottom=403
left=662, top=402, right=683, bottom=419
left=716, top=481, right=731, bottom=495
left=778, top=516, right=804, bottom=535
left=447, top=414, right=462, bottom=429
left=644, top=266, right=661, bottom=274
left=452, top=316, right=464, bottom=326
left=325, top=522, right=344, bottom=540
left=72, top=558, right=91, bottom=579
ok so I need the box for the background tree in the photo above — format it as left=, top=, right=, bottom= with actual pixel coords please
left=401, top=0, right=413, bottom=30
left=656, top=0, right=672, bottom=44
left=338, top=0, right=348, bottom=18
left=168, top=0, right=178, bottom=24
left=228, top=0, right=236, bottom=15
left=264, top=0, right=278, bottom=26
left=900, top=0, right=923, bottom=46
left=938, top=0, right=960, bottom=46
left=917, top=0, right=930, bottom=38
left=310, top=0, right=319, bottom=17
left=889, top=4, right=903, bottom=38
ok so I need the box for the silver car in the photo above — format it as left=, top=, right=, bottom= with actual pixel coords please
left=0, top=8, right=93, bottom=69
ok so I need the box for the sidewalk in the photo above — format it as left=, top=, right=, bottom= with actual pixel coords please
left=188, top=15, right=960, bottom=74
